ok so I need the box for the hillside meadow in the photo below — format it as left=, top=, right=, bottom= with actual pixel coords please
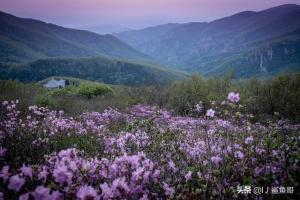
left=1, top=73, right=300, bottom=122
left=0, top=74, right=299, bottom=199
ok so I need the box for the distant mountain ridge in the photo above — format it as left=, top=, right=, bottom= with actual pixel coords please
left=0, top=11, right=148, bottom=64
left=81, top=25, right=132, bottom=34
left=0, top=11, right=187, bottom=85
left=1, top=4, right=300, bottom=82
left=117, top=4, right=300, bottom=77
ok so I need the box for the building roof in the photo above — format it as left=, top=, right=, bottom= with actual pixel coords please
left=43, top=79, right=66, bottom=89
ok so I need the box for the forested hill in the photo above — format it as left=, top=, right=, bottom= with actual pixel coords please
left=0, top=56, right=186, bottom=85
left=117, top=4, right=300, bottom=77
left=0, top=11, right=148, bottom=64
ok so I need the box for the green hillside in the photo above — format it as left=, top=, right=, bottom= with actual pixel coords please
left=117, top=4, right=300, bottom=77
left=0, top=11, right=148, bottom=64
left=0, top=11, right=187, bottom=85
left=0, top=56, right=186, bottom=85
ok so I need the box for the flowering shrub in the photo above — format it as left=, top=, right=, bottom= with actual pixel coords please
left=0, top=93, right=299, bottom=199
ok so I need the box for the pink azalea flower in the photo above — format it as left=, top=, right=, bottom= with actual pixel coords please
left=132, top=167, right=144, bottom=183
left=38, top=167, right=48, bottom=180
left=19, top=193, right=29, bottom=200
left=227, top=92, right=240, bottom=103
left=51, top=191, right=63, bottom=200
left=210, top=156, right=222, bottom=165
left=0, top=147, right=7, bottom=157
left=77, top=185, right=98, bottom=200
left=235, top=151, right=245, bottom=160
left=195, top=102, right=203, bottom=112
left=112, top=177, right=130, bottom=193
left=20, top=164, right=33, bottom=178
left=163, top=182, right=175, bottom=197
left=206, top=109, right=215, bottom=117
left=8, top=175, right=25, bottom=192
left=100, top=182, right=113, bottom=199
left=140, top=193, right=148, bottom=200
left=168, top=160, right=177, bottom=172
left=32, top=186, right=51, bottom=200
left=226, top=146, right=232, bottom=154
left=53, top=165, right=73, bottom=184
left=185, top=171, right=192, bottom=181
left=152, top=169, right=160, bottom=179
left=0, top=165, right=9, bottom=181
left=245, top=136, right=254, bottom=145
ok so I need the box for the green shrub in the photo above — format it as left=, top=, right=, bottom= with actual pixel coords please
left=35, top=94, right=56, bottom=108
left=77, top=84, right=113, bottom=98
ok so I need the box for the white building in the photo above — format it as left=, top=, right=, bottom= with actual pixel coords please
left=43, top=79, right=66, bottom=89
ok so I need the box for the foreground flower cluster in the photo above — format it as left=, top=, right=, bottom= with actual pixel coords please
left=0, top=95, right=299, bottom=199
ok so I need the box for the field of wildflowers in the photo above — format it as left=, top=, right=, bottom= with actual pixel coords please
left=0, top=92, right=299, bottom=199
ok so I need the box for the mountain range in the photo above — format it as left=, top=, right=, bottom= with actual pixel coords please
left=81, top=25, right=132, bottom=35
left=0, top=4, right=300, bottom=84
left=0, top=11, right=185, bottom=85
left=0, top=11, right=149, bottom=64
left=117, top=4, right=300, bottom=77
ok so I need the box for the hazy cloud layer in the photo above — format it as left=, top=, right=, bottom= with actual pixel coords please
left=0, top=0, right=299, bottom=28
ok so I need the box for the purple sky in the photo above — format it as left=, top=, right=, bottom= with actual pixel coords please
left=0, top=0, right=299, bottom=28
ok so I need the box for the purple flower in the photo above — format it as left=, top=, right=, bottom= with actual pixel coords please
left=185, top=171, right=192, bottom=181
left=32, top=186, right=52, bottom=200
left=227, top=92, right=240, bottom=103
left=0, top=147, right=7, bottom=157
left=132, top=167, right=144, bottom=183
left=52, top=165, right=73, bottom=184
left=235, top=151, right=245, bottom=160
left=152, top=169, right=160, bottom=179
left=0, top=165, right=9, bottom=181
left=51, top=191, right=63, bottom=200
left=8, top=175, right=25, bottom=192
left=100, top=183, right=113, bottom=199
left=77, top=185, right=98, bottom=200
left=112, top=177, right=130, bottom=193
left=210, top=156, right=222, bottom=165
left=20, top=164, right=33, bottom=178
left=163, top=182, right=175, bottom=197
left=195, top=102, right=203, bottom=112
left=255, top=167, right=263, bottom=176
left=245, top=136, right=254, bottom=145
left=38, top=167, right=48, bottom=180
left=226, top=146, right=232, bottom=154
left=140, top=193, right=148, bottom=200
left=206, top=109, right=215, bottom=117
left=167, top=160, right=177, bottom=172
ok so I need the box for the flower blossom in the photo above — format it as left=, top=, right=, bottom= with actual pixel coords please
left=77, top=185, right=99, bottom=200
left=20, top=164, right=33, bottom=178
left=0, top=165, right=9, bottom=181
left=163, top=182, right=175, bottom=197
left=245, top=136, right=254, bottom=145
left=206, top=109, right=215, bottom=117
left=31, top=186, right=51, bottom=200
left=235, top=151, right=245, bottom=160
left=210, top=156, right=222, bottom=165
left=227, top=92, right=240, bottom=103
left=168, top=160, right=177, bottom=172
left=185, top=171, right=192, bottom=181
left=19, top=193, right=29, bottom=200
left=52, top=166, right=73, bottom=184
left=100, top=183, right=113, bottom=199
left=8, top=175, right=25, bottom=192
left=195, top=101, right=203, bottom=112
